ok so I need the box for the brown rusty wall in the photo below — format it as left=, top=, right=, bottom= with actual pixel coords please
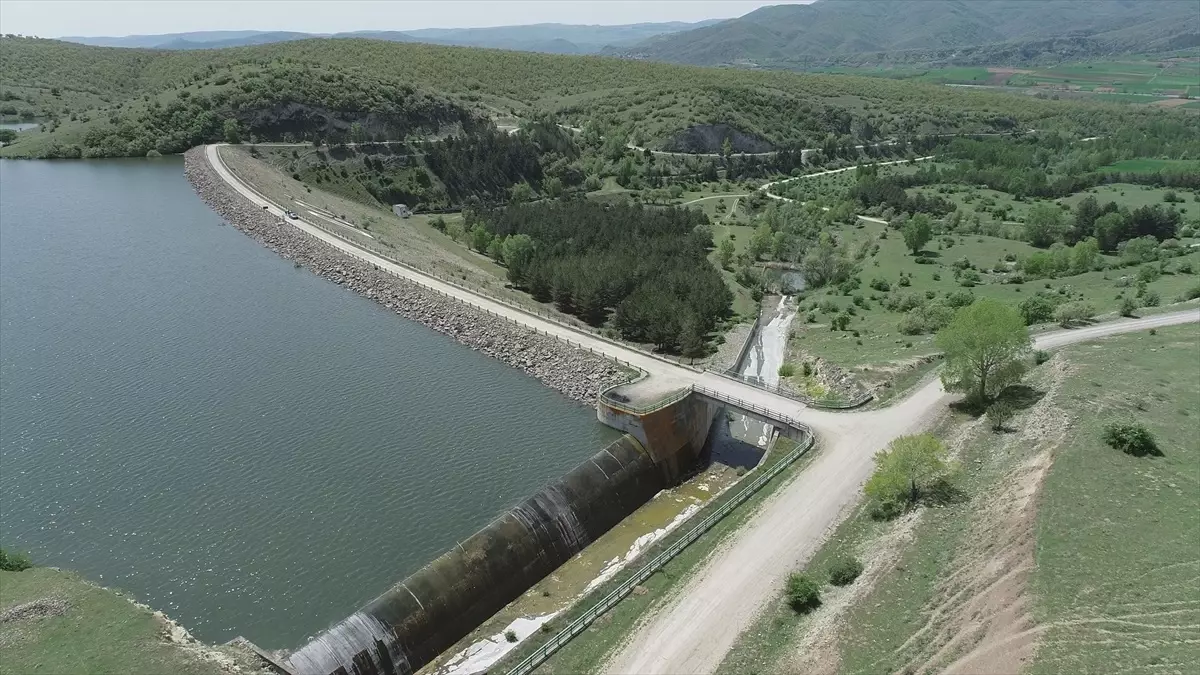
left=596, top=392, right=719, bottom=483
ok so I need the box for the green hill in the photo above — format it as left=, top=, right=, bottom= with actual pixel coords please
left=1, top=35, right=1195, bottom=160
left=623, top=0, right=1200, bottom=68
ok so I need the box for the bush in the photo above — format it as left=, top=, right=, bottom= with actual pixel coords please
left=1142, top=290, right=1161, bottom=307
left=0, top=548, right=33, bottom=571
left=504, top=629, right=518, bottom=643
left=945, top=289, right=975, bottom=308
left=1034, top=349, right=1050, bottom=365
left=986, top=400, right=1014, bottom=431
left=869, top=277, right=891, bottom=292
left=785, top=572, right=822, bottom=613
left=778, top=363, right=796, bottom=377
left=1102, top=422, right=1161, bottom=457
left=828, top=557, right=863, bottom=586
left=1187, top=284, right=1200, bottom=301
left=1054, top=301, right=1095, bottom=327
left=1119, top=296, right=1139, bottom=317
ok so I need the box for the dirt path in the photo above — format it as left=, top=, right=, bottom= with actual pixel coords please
left=602, top=312, right=1198, bottom=675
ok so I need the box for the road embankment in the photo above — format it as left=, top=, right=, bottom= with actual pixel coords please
left=183, top=146, right=629, bottom=405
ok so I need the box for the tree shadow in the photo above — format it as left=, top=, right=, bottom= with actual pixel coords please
left=997, top=384, right=1045, bottom=411
left=916, top=250, right=942, bottom=260
left=919, top=478, right=969, bottom=508
left=950, top=384, right=1046, bottom=417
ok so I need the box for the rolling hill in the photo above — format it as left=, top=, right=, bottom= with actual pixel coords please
left=621, top=0, right=1200, bottom=68
left=2, top=35, right=1195, bottom=160
left=60, top=20, right=722, bottom=55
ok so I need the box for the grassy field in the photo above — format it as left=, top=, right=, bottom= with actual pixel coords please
left=723, top=324, right=1200, bottom=674
left=0, top=566, right=258, bottom=674
left=783, top=215, right=1200, bottom=371
left=1099, top=158, right=1200, bottom=174
left=1007, top=58, right=1200, bottom=95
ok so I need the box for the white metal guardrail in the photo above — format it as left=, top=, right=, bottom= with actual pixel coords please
left=504, top=425, right=815, bottom=675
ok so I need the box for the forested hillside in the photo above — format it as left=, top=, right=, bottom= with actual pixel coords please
left=3, top=34, right=1188, bottom=160
left=623, top=0, right=1200, bottom=69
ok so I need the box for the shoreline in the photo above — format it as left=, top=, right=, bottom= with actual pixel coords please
left=183, top=146, right=630, bottom=406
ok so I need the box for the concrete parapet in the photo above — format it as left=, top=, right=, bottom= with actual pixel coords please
left=597, top=380, right=721, bottom=483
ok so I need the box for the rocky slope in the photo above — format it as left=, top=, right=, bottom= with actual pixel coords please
left=183, top=147, right=630, bottom=405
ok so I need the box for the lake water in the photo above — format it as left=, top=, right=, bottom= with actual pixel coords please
left=0, top=157, right=618, bottom=647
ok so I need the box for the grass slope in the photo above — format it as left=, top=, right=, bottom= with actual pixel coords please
left=0, top=567, right=257, bottom=674
left=722, top=324, right=1199, bottom=674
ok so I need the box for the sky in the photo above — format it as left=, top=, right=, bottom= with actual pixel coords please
left=0, top=0, right=814, bottom=37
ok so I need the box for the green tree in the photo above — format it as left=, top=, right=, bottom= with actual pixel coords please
left=748, top=222, right=773, bottom=260
left=717, top=237, right=735, bottom=270
left=509, top=181, right=534, bottom=203
left=679, top=313, right=707, bottom=363
left=542, top=175, right=564, bottom=198
left=222, top=118, right=241, bottom=144
left=902, top=213, right=932, bottom=255
left=0, top=129, right=17, bottom=144
left=937, top=299, right=1031, bottom=403
left=349, top=121, right=367, bottom=144
left=864, top=434, right=956, bottom=517
left=469, top=225, right=493, bottom=252
left=1070, top=237, right=1100, bottom=274
left=486, top=235, right=505, bottom=260
left=501, top=233, right=536, bottom=284
left=1024, top=203, right=1066, bottom=248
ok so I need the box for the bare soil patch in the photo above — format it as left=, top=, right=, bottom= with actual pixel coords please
left=986, top=68, right=1030, bottom=86
left=898, top=359, right=1072, bottom=675
left=1151, top=98, right=1192, bottom=108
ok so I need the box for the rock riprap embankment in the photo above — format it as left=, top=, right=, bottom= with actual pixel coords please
left=183, top=147, right=629, bottom=405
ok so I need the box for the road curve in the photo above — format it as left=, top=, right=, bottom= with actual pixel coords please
left=602, top=309, right=1198, bottom=675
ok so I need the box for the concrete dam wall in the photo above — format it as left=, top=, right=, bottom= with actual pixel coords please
left=283, top=388, right=720, bottom=675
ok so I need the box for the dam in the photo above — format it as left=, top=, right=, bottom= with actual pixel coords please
left=283, top=375, right=810, bottom=675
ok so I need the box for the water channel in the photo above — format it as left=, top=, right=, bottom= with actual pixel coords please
left=0, top=157, right=619, bottom=647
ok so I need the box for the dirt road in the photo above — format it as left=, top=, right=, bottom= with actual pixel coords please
left=603, top=310, right=1198, bottom=675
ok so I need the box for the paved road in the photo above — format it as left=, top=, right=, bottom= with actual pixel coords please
left=603, top=310, right=1198, bottom=675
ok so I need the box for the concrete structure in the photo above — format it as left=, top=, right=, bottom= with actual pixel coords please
left=280, top=378, right=810, bottom=675
left=391, top=204, right=411, bottom=218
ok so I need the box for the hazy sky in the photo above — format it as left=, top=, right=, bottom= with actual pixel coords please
left=0, top=0, right=814, bottom=37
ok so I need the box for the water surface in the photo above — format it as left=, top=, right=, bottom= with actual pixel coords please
left=0, top=157, right=617, bottom=647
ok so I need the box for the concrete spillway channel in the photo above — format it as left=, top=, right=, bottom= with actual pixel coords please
left=280, top=376, right=809, bottom=675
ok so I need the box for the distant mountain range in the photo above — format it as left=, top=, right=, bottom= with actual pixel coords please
left=60, top=20, right=722, bottom=55
left=618, top=0, right=1200, bottom=67
left=57, top=1, right=1200, bottom=69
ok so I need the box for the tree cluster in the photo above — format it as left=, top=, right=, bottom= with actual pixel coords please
left=468, top=200, right=731, bottom=352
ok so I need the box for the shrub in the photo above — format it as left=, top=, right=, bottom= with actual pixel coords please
left=1188, top=284, right=1200, bottom=301
left=1034, top=349, right=1050, bottom=365
left=0, top=548, right=33, bottom=572
left=1054, top=301, right=1095, bottom=327
left=785, top=572, right=822, bottom=613
left=1102, top=422, right=1161, bottom=457
left=778, top=363, right=796, bottom=377
left=1017, top=295, right=1056, bottom=324
left=884, top=291, right=924, bottom=312
left=504, top=629, right=518, bottom=643
left=945, top=290, right=975, bottom=308
left=898, top=301, right=953, bottom=335
left=1137, top=265, right=1161, bottom=284
left=869, top=277, right=891, bottom=292
left=986, top=400, right=1014, bottom=431
left=802, top=361, right=814, bottom=377
left=1119, top=296, right=1139, bottom=317
left=828, top=557, right=863, bottom=586
left=1142, top=290, right=1161, bottom=307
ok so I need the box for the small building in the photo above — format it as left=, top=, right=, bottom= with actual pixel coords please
left=392, top=204, right=411, bottom=219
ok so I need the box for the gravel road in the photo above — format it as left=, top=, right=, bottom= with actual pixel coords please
left=603, top=310, right=1198, bottom=675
